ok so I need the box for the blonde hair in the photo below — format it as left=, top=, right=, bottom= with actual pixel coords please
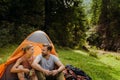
left=22, top=44, right=33, bottom=53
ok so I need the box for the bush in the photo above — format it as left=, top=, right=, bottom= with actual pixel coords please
left=115, top=56, right=120, bottom=60
left=0, top=21, right=38, bottom=47
left=88, top=51, right=98, bottom=58
left=0, top=21, right=14, bottom=47
left=14, top=24, right=37, bottom=44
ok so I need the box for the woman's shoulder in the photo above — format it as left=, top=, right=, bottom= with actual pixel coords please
left=16, top=57, right=23, bottom=63
left=30, top=56, right=35, bottom=61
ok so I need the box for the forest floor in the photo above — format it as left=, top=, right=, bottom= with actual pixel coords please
left=0, top=45, right=120, bottom=80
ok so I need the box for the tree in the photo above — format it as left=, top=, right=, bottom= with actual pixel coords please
left=44, top=0, right=87, bottom=48
left=89, top=0, right=120, bottom=51
left=0, top=0, right=87, bottom=49
left=0, top=0, right=45, bottom=46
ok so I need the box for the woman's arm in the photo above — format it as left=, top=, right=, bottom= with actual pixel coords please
left=10, top=58, right=29, bottom=73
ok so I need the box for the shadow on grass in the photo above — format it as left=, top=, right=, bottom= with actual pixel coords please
left=58, top=49, right=120, bottom=80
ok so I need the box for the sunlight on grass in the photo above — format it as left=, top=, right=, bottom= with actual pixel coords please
left=72, top=50, right=89, bottom=56
left=99, top=54, right=120, bottom=70
left=57, top=49, right=120, bottom=80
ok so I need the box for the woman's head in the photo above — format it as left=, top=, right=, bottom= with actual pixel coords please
left=22, top=44, right=34, bottom=57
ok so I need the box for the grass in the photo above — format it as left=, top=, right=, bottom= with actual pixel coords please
left=1, top=45, right=120, bottom=80
left=0, top=44, right=18, bottom=64
left=57, top=49, right=120, bottom=80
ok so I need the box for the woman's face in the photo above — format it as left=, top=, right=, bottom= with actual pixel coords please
left=26, top=46, right=34, bottom=57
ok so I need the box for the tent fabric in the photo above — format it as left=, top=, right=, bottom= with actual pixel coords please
left=0, top=30, right=57, bottom=79
left=1, top=63, right=18, bottom=80
left=27, top=31, right=52, bottom=44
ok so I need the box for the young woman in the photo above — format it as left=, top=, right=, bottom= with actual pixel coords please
left=10, top=44, right=38, bottom=80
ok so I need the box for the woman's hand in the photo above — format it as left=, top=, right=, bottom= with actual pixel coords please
left=21, top=68, right=30, bottom=73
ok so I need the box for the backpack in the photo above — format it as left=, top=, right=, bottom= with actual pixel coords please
left=63, top=65, right=92, bottom=80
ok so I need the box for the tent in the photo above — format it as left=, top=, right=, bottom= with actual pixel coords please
left=0, top=30, right=57, bottom=80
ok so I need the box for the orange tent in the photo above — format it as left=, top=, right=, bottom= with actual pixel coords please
left=0, top=30, right=57, bottom=79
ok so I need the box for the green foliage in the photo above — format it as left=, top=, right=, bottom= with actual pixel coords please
left=0, top=44, right=18, bottom=64
left=0, top=21, right=14, bottom=47
left=91, top=0, right=101, bottom=25
left=0, top=21, right=38, bottom=46
left=0, top=0, right=45, bottom=47
left=87, top=32, right=101, bottom=47
left=116, top=56, right=120, bottom=60
left=0, top=0, right=87, bottom=49
left=98, top=0, right=120, bottom=51
left=88, top=51, right=98, bottom=58
left=46, top=0, right=87, bottom=48
left=13, top=24, right=37, bottom=44
left=89, top=0, right=120, bottom=51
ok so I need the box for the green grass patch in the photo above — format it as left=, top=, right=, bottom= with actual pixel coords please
left=57, top=49, right=120, bottom=80
left=0, top=44, right=18, bottom=64
left=1, top=45, right=120, bottom=80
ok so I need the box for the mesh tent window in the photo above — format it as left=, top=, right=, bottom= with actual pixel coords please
left=27, top=31, right=52, bottom=44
